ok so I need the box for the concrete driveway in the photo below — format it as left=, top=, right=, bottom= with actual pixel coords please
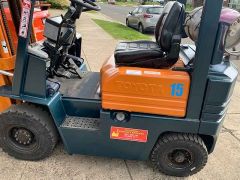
left=0, top=11, right=240, bottom=180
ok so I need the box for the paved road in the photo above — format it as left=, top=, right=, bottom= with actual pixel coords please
left=98, top=3, right=136, bottom=24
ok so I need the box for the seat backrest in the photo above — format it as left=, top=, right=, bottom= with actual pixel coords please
left=155, top=1, right=185, bottom=52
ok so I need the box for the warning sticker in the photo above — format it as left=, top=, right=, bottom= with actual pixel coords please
left=110, top=126, right=148, bottom=143
left=1, top=41, right=8, bottom=54
left=19, top=0, right=31, bottom=38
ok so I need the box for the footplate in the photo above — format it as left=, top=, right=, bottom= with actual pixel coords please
left=61, top=117, right=100, bottom=130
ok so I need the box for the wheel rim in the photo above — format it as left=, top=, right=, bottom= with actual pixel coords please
left=166, top=148, right=194, bottom=169
left=9, top=127, right=36, bottom=147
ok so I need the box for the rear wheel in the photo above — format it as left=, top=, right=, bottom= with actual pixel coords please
left=126, top=19, right=130, bottom=27
left=138, top=23, right=145, bottom=34
left=0, top=104, right=58, bottom=161
left=151, top=133, right=208, bottom=177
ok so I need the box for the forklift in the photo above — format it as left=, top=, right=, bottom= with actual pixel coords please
left=0, top=0, right=238, bottom=177
left=0, top=0, right=50, bottom=112
left=0, top=0, right=84, bottom=112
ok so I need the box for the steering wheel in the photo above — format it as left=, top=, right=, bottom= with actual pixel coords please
left=70, top=0, right=101, bottom=11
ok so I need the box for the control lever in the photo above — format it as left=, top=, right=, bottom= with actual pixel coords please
left=66, top=55, right=86, bottom=78
left=66, top=54, right=83, bottom=64
left=59, top=28, right=74, bottom=44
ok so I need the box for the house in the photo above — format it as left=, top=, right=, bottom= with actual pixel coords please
left=228, top=0, right=240, bottom=11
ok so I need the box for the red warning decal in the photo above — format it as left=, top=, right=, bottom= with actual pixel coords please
left=110, top=126, right=148, bottom=143
left=19, top=0, right=31, bottom=38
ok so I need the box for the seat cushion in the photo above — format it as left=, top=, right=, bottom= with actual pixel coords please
left=114, top=41, right=164, bottom=68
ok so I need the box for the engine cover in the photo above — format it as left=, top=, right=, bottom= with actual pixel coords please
left=101, top=56, right=190, bottom=117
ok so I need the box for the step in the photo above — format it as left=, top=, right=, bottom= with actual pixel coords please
left=61, top=116, right=100, bottom=130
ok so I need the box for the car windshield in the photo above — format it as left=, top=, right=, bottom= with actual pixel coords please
left=146, top=7, right=163, bottom=14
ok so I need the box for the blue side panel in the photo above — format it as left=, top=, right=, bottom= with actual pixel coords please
left=60, top=111, right=199, bottom=160
left=62, top=98, right=101, bottom=118
left=46, top=94, right=66, bottom=126
left=199, top=62, right=238, bottom=136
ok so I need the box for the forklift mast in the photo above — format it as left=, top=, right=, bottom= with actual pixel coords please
left=7, top=0, right=22, bottom=34
left=0, top=0, right=48, bottom=111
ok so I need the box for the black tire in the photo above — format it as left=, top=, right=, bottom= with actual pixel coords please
left=126, top=19, right=130, bottom=27
left=0, top=103, right=58, bottom=161
left=138, top=23, right=145, bottom=34
left=151, top=133, right=208, bottom=177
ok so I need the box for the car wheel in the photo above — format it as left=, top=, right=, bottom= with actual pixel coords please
left=126, top=19, right=130, bottom=27
left=151, top=133, right=208, bottom=177
left=138, top=23, right=145, bottom=34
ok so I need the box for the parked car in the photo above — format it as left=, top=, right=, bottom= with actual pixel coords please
left=126, top=5, right=164, bottom=33
left=108, top=0, right=116, bottom=5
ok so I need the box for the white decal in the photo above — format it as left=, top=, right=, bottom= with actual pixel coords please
left=19, top=0, right=31, bottom=38
left=144, top=71, right=161, bottom=75
left=126, top=70, right=142, bottom=76
left=1, top=41, right=8, bottom=54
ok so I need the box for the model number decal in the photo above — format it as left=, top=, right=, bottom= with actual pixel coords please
left=19, top=0, right=31, bottom=38
left=171, top=83, right=184, bottom=97
left=110, top=126, right=148, bottom=143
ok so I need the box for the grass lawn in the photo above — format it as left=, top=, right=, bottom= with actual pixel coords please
left=86, top=10, right=98, bottom=14
left=93, top=19, right=151, bottom=41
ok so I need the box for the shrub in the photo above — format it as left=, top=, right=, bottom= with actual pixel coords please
left=48, top=0, right=69, bottom=9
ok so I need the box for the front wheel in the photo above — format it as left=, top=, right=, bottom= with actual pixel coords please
left=0, top=104, right=58, bottom=161
left=151, top=133, right=208, bottom=177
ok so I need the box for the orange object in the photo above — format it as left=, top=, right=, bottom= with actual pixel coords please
left=4, top=6, right=49, bottom=44
left=32, top=9, right=49, bottom=41
left=101, top=56, right=190, bottom=117
left=0, top=74, right=11, bottom=112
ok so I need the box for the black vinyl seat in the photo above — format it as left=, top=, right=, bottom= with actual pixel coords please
left=114, top=41, right=164, bottom=67
left=114, top=1, right=185, bottom=69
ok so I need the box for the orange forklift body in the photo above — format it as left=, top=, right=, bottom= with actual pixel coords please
left=0, top=13, right=14, bottom=111
left=101, top=56, right=190, bottom=117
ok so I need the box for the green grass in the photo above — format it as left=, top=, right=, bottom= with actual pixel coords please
left=186, top=3, right=194, bottom=12
left=86, top=10, right=98, bottom=14
left=93, top=19, right=151, bottom=41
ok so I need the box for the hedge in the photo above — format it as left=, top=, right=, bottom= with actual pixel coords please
left=48, top=0, right=69, bottom=9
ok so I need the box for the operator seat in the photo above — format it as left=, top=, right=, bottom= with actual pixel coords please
left=114, top=1, right=185, bottom=68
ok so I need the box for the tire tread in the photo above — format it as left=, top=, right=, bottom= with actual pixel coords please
left=151, top=133, right=208, bottom=177
left=0, top=103, right=58, bottom=160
